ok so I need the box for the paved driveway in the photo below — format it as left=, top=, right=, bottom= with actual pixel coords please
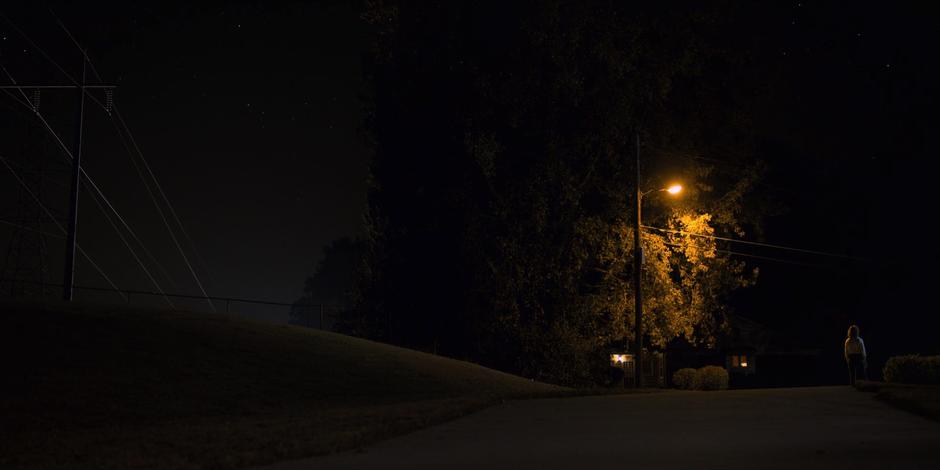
left=258, top=386, right=940, bottom=470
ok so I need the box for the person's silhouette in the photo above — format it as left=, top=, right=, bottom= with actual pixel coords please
left=844, top=324, right=867, bottom=384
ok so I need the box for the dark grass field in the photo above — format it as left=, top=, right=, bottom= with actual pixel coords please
left=856, top=380, right=940, bottom=422
left=0, top=300, right=569, bottom=469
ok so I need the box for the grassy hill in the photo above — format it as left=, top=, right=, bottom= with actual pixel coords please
left=0, top=299, right=568, bottom=469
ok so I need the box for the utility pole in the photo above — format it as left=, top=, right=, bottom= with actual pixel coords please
left=629, top=134, right=683, bottom=388
left=634, top=132, right=644, bottom=388
left=0, top=53, right=115, bottom=301
left=62, top=56, right=87, bottom=301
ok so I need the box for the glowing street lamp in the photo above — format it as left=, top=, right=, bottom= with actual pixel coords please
left=610, top=353, right=632, bottom=365
left=632, top=135, right=682, bottom=388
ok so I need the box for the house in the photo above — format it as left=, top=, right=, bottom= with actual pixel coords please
left=665, top=314, right=823, bottom=388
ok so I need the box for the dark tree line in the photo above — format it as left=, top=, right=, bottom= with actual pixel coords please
left=337, top=1, right=783, bottom=385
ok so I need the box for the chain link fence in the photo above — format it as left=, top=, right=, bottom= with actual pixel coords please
left=1, top=278, right=342, bottom=329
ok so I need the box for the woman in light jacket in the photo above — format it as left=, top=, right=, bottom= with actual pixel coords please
left=844, top=324, right=867, bottom=384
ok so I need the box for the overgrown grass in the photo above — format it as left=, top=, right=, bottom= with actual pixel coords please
left=855, top=380, right=940, bottom=422
left=0, top=299, right=570, bottom=469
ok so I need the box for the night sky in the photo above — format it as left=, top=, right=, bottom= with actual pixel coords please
left=1, top=2, right=938, bottom=356
left=1, top=2, right=369, bottom=317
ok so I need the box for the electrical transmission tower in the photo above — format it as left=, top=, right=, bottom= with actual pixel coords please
left=0, top=54, right=116, bottom=300
left=0, top=117, right=60, bottom=297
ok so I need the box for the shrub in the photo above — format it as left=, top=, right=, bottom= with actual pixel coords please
left=673, top=368, right=697, bottom=390
left=883, top=355, right=940, bottom=385
left=693, top=365, right=729, bottom=391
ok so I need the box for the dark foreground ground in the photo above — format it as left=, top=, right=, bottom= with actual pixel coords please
left=0, top=300, right=567, bottom=469
left=259, top=386, right=940, bottom=470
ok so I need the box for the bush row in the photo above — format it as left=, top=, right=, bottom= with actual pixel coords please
left=883, top=355, right=940, bottom=385
left=672, top=366, right=729, bottom=390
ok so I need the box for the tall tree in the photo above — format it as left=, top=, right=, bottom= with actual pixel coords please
left=355, top=1, right=768, bottom=384
left=291, top=237, right=366, bottom=329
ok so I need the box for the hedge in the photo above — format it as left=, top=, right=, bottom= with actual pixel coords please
left=693, top=365, right=730, bottom=390
left=672, top=368, right=697, bottom=390
left=883, top=355, right=940, bottom=385
left=673, top=366, right=729, bottom=390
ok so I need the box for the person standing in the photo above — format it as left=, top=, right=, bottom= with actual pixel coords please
left=844, top=324, right=867, bottom=384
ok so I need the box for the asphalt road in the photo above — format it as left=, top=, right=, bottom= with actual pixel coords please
left=258, top=386, right=940, bottom=470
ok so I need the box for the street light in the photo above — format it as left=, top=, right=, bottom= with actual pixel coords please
left=632, top=134, right=682, bottom=388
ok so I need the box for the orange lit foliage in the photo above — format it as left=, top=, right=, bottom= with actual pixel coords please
left=580, top=208, right=757, bottom=353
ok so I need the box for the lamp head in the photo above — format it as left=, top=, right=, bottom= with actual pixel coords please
left=666, top=184, right=683, bottom=195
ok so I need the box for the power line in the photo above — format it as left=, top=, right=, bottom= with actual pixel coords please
left=0, top=66, right=173, bottom=306
left=1, top=277, right=301, bottom=309
left=78, top=169, right=176, bottom=305
left=110, top=109, right=216, bottom=311
left=0, top=59, right=95, bottom=299
left=0, top=219, right=126, bottom=287
left=0, top=218, right=124, bottom=295
left=114, top=108, right=218, bottom=284
left=0, top=11, right=113, bottom=113
left=0, top=156, right=127, bottom=299
left=48, top=8, right=104, bottom=80
left=659, top=240, right=844, bottom=270
left=0, top=11, right=73, bottom=82
left=642, top=224, right=865, bottom=261
left=51, top=11, right=217, bottom=312
left=0, top=219, right=63, bottom=240
left=106, top=119, right=181, bottom=291
left=82, top=179, right=177, bottom=307
left=0, top=86, right=33, bottom=110
left=720, top=249, right=836, bottom=268
left=0, top=17, right=191, bottom=305
left=0, top=64, right=76, bottom=161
